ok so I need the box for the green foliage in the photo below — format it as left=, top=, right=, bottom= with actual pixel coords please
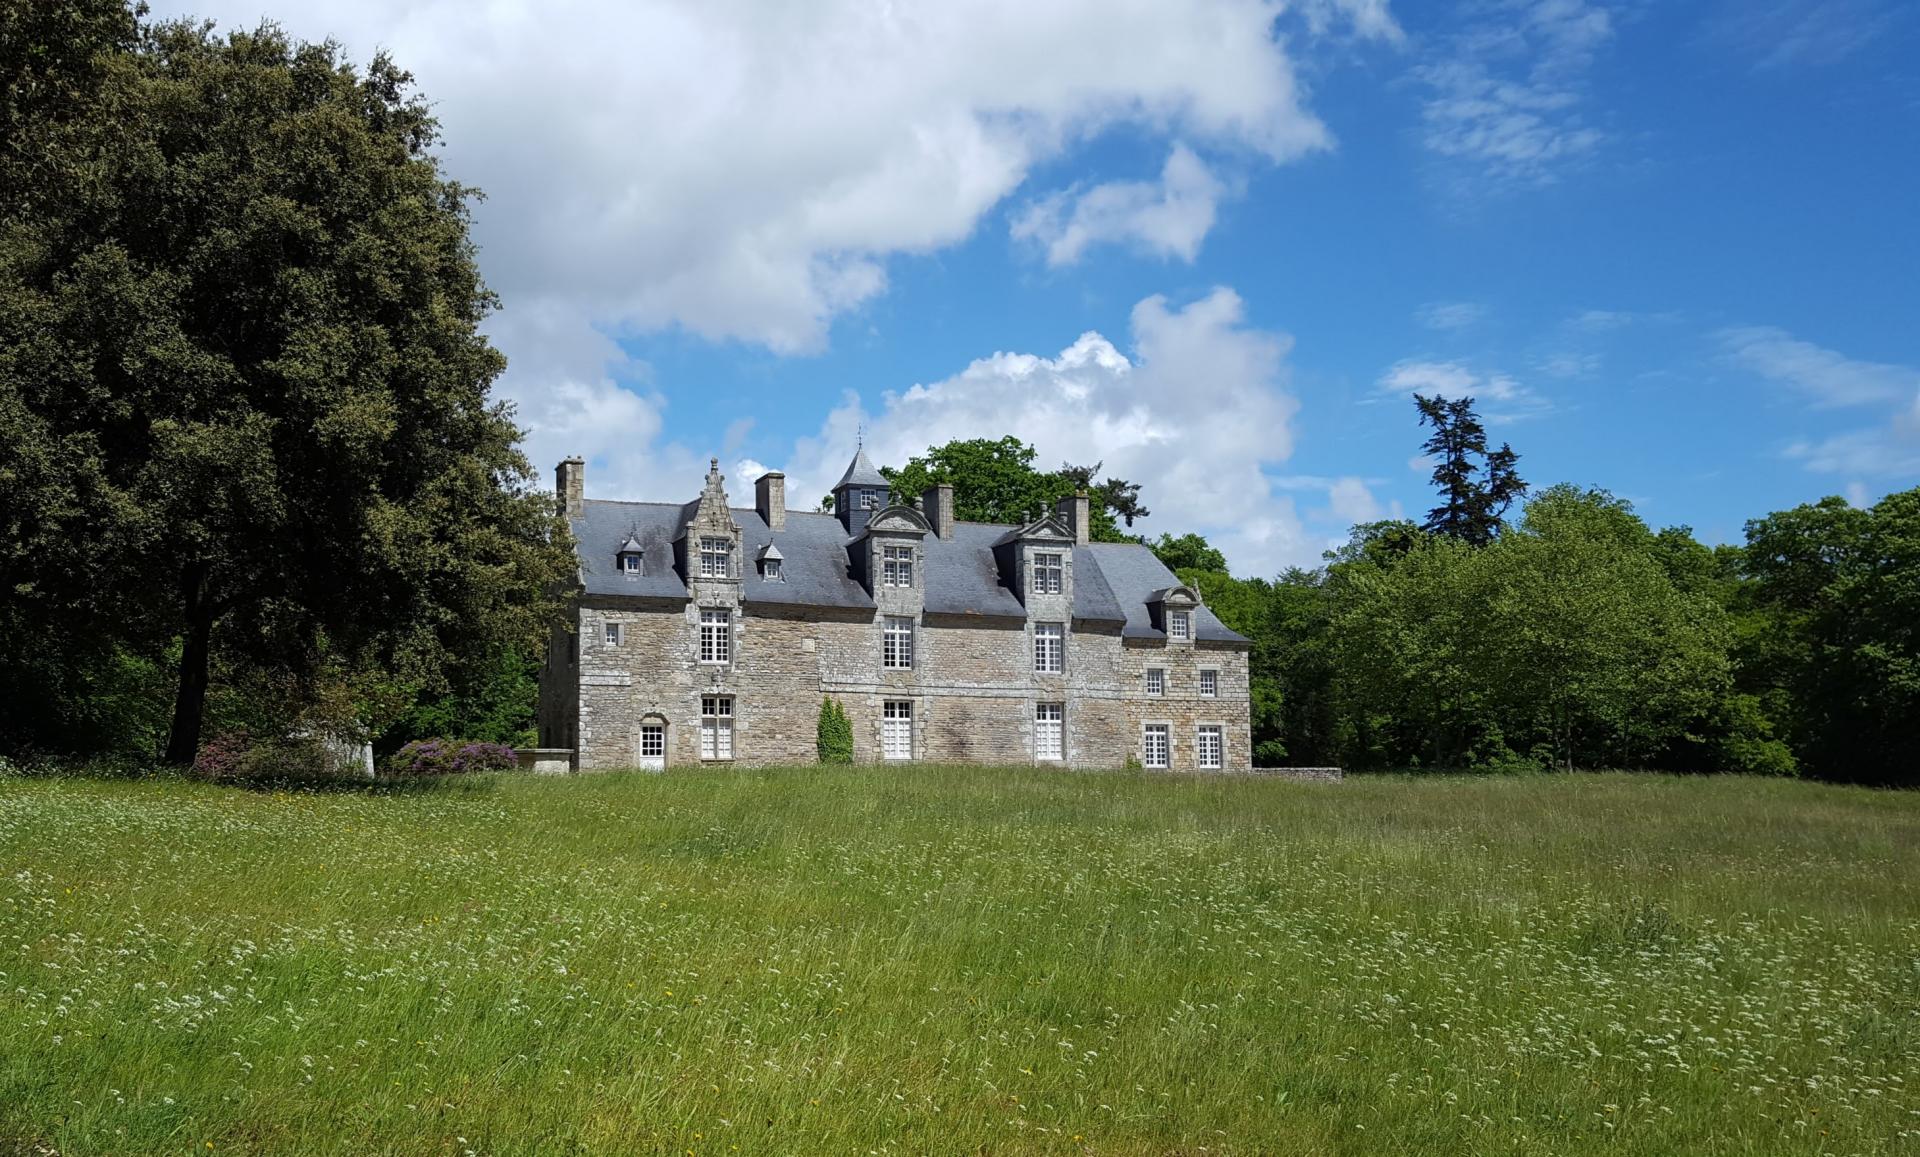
left=1151, top=532, right=1226, bottom=572
left=1414, top=394, right=1527, bottom=545
left=880, top=435, right=1143, bottom=542
left=380, top=647, right=540, bottom=750
left=0, top=5, right=574, bottom=762
left=816, top=696, right=853, bottom=764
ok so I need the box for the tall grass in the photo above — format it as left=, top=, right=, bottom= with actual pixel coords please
left=2, top=768, right=1915, bottom=1154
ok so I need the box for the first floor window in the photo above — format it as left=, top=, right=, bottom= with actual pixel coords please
left=1035, top=702, right=1064, bottom=761
left=1197, top=724, right=1223, bottom=769
left=883, top=615, right=914, bottom=669
left=1142, top=723, right=1170, bottom=769
left=604, top=621, right=623, bottom=646
left=699, top=536, right=730, bottom=578
left=700, top=608, right=731, bottom=663
left=1145, top=667, right=1165, bottom=696
left=1033, top=552, right=1063, bottom=595
left=1034, top=622, right=1064, bottom=673
left=700, top=696, right=734, bottom=760
left=882, top=700, right=913, bottom=761
left=1199, top=668, right=1218, bottom=697
left=1168, top=610, right=1191, bottom=640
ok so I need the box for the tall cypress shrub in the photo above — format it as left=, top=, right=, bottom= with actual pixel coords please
left=817, top=697, right=853, bottom=764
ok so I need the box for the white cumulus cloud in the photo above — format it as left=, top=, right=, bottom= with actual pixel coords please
left=1013, top=144, right=1229, bottom=267
left=1718, top=325, right=1920, bottom=407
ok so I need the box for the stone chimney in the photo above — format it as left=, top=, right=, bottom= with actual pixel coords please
left=754, top=471, right=786, bottom=532
left=923, top=483, right=955, bottom=540
left=1057, top=491, right=1090, bottom=546
left=557, top=456, right=585, bottom=520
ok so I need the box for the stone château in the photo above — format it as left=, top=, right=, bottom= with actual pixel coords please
left=538, top=449, right=1251, bottom=770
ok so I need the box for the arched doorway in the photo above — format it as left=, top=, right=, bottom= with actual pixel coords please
left=636, top=714, right=667, bottom=771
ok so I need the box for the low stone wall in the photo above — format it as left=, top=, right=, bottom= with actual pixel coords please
left=515, top=748, right=575, bottom=775
left=1248, top=766, right=1344, bottom=782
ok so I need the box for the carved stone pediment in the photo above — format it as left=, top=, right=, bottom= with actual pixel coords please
left=1012, top=513, right=1074, bottom=541
left=1148, top=584, right=1201, bottom=608
left=866, top=504, right=932, bottom=536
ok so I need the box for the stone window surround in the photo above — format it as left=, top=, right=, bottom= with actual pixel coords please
left=761, top=557, right=783, bottom=582
left=1196, top=721, right=1225, bottom=769
left=1033, top=621, right=1065, bottom=673
left=882, top=543, right=915, bottom=588
left=1141, top=720, right=1172, bottom=769
left=699, top=695, right=734, bottom=761
left=882, top=615, right=914, bottom=669
left=699, top=607, right=731, bottom=664
left=1032, top=551, right=1064, bottom=595
left=1199, top=667, right=1218, bottom=697
left=1034, top=701, right=1065, bottom=762
left=1145, top=667, right=1166, bottom=696
left=604, top=621, right=623, bottom=647
left=698, top=536, right=731, bottom=578
left=1168, top=610, right=1191, bottom=640
left=881, top=698, right=914, bottom=760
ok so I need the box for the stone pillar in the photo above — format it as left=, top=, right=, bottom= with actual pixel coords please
left=755, top=471, right=786, bottom=531
left=1057, top=491, right=1090, bottom=545
left=923, top=483, right=955, bottom=540
left=558, top=456, right=585, bottom=520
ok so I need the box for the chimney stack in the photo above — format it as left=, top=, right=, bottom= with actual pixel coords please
left=557, top=456, right=585, bottom=520
left=923, top=483, right=955, bottom=540
left=754, top=471, right=786, bottom=532
left=1057, top=491, right=1090, bottom=546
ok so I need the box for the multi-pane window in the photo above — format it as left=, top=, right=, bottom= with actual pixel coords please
left=699, top=536, right=730, bottom=578
left=1142, top=723, right=1170, bottom=769
left=604, top=621, right=623, bottom=647
left=1197, top=724, right=1223, bottom=769
left=699, top=608, right=731, bottom=663
left=1035, top=702, right=1064, bottom=761
left=1033, top=622, right=1064, bottom=673
left=700, top=696, right=733, bottom=760
left=1033, top=552, right=1063, bottom=595
left=1199, top=668, right=1218, bottom=697
left=639, top=724, right=665, bottom=759
left=883, top=616, right=914, bottom=669
left=621, top=553, right=642, bottom=574
left=1168, top=610, right=1191, bottom=640
left=882, top=700, right=913, bottom=760
left=883, top=544, right=914, bottom=588
left=1145, top=667, right=1166, bottom=696
left=762, top=558, right=783, bottom=581
left=861, top=489, right=881, bottom=510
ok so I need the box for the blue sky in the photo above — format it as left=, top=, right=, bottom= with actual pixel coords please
left=153, top=0, right=1920, bottom=573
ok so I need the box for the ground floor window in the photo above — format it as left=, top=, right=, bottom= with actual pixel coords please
left=700, top=696, right=734, bottom=760
left=1142, top=723, right=1170, bottom=769
left=1197, top=724, right=1223, bottom=769
left=882, top=700, right=913, bottom=761
left=640, top=724, right=665, bottom=758
left=1035, top=702, right=1064, bottom=761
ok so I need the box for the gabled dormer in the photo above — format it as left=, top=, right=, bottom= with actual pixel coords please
left=1146, top=585, right=1201, bottom=643
left=851, top=500, right=931, bottom=596
left=832, top=446, right=891, bottom=534
left=993, top=512, right=1075, bottom=604
left=676, top=458, right=741, bottom=584
left=615, top=533, right=645, bottom=577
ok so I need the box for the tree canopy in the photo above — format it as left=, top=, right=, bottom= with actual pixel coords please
left=1415, top=394, right=1526, bottom=545
left=879, top=435, right=1143, bottom=542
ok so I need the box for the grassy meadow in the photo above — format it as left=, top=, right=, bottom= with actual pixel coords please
left=1, top=768, right=1915, bottom=1155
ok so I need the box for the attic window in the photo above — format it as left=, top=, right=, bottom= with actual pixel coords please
left=699, top=536, right=730, bottom=578
left=762, top=557, right=783, bottom=581
left=1168, top=610, right=1190, bottom=640
left=620, top=553, right=642, bottom=574
left=862, top=489, right=881, bottom=510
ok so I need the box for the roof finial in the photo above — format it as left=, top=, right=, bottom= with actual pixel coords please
left=856, top=422, right=863, bottom=452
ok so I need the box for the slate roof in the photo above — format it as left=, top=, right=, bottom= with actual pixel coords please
left=834, top=447, right=889, bottom=490
left=570, top=497, right=1250, bottom=646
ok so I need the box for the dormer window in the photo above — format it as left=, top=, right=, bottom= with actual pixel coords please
left=616, top=534, right=645, bottom=576
left=1169, top=610, right=1190, bottom=640
left=882, top=544, right=914, bottom=588
left=620, top=553, right=642, bottom=574
left=699, top=536, right=731, bottom=578
left=762, top=557, right=783, bottom=581
left=1034, top=552, right=1063, bottom=595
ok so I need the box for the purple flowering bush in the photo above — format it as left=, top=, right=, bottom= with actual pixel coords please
left=193, top=731, right=253, bottom=782
left=388, top=739, right=517, bottom=777
left=192, top=731, right=337, bottom=783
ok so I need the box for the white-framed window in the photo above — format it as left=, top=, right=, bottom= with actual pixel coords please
left=620, top=553, right=642, bottom=574
left=1168, top=610, right=1191, bottom=640
left=699, top=536, right=730, bottom=578
left=1035, top=702, right=1064, bottom=761
left=762, top=558, right=783, bottom=581
left=604, top=621, right=623, bottom=647
left=1033, top=622, right=1064, bottom=673
left=882, top=700, right=913, bottom=760
left=699, top=608, right=730, bottom=663
left=700, top=696, right=733, bottom=760
left=639, top=724, right=665, bottom=758
left=883, top=615, right=914, bottom=669
left=1145, top=667, right=1165, bottom=696
left=1142, top=723, right=1170, bottom=769
left=1199, top=668, right=1218, bottom=697
left=1197, top=724, right=1223, bottom=769
left=1033, top=552, right=1063, bottom=595
left=861, top=489, right=881, bottom=510
left=882, top=544, right=914, bottom=588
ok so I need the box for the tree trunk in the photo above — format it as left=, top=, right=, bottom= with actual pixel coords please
left=163, top=563, right=213, bottom=765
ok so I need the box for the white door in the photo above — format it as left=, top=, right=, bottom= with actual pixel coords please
left=638, top=723, right=665, bottom=771
left=1035, top=703, right=1064, bottom=761
left=882, top=701, right=913, bottom=761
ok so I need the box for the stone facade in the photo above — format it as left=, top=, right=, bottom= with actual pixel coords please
left=540, top=455, right=1253, bottom=772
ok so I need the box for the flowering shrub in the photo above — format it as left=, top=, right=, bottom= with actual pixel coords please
left=192, top=732, right=338, bottom=783
left=388, top=739, right=517, bottom=777
left=192, top=731, right=254, bottom=782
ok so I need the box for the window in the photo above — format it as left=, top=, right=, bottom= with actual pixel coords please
left=762, top=558, right=783, bottom=581
left=700, top=696, right=733, bottom=760
left=604, top=621, right=623, bottom=647
left=621, top=553, right=642, bottom=574
left=1033, top=622, right=1064, bottom=673
left=1033, top=552, right=1063, bottom=595
left=699, top=537, right=730, bottom=578
left=883, top=544, right=914, bottom=588
left=1168, top=610, right=1190, bottom=640
left=1035, top=703, right=1064, bottom=761
left=639, top=724, right=665, bottom=759
left=882, top=700, right=913, bottom=760
left=883, top=616, right=914, bottom=669
left=861, top=489, right=881, bottom=510
left=1197, top=724, right=1223, bottom=769
left=1143, top=723, right=1170, bottom=769
left=1199, top=668, right=1218, bottom=697
left=1145, top=667, right=1165, bottom=696
left=699, top=608, right=730, bottom=663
